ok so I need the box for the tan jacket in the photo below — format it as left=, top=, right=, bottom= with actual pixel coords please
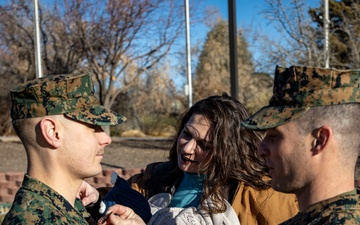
left=231, top=182, right=298, bottom=225
left=129, top=162, right=299, bottom=225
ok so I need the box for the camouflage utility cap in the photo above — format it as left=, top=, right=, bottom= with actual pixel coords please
left=10, top=73, right=126, bottom=126
left=242, top=65, right=360, bottom=130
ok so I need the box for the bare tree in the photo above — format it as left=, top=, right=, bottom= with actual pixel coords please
left=63, top=0, right=192, bottom=110
left=0, top=0, right=203, bottom=135
left=0, top=0, right=202, bottom=92
left=0, top=0, right=88, bottom=78
left=254, top=0, right=359, bottom=71
left=131, top=62, right=181, bottom=134
left=0, top=2, right=35, bottom=82
left=256, top=0, right=323, bottom=70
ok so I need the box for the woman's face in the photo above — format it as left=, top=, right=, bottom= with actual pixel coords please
left=176, top=114, right=212, bottom=173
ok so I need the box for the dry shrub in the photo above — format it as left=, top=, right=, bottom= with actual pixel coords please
left=121, top=129, right=147, bottom=137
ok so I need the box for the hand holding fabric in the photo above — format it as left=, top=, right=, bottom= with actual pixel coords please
left=100, top=174, right=152, bottom=223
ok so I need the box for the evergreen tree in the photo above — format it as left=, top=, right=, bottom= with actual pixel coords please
left=194, top=19, right=273, bottom=113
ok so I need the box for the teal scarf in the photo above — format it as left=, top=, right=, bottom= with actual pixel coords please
left=168, top=172, right=205, bottom=208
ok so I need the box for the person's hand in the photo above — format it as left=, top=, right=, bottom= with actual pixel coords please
left=98, top=204, right=146, bottom=225
left=77, top=180, right=100, bottom=206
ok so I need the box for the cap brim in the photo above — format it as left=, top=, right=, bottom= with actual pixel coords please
left=241, top=105, right=309, bottom=130
left=65, top=105, right=126, bottom=126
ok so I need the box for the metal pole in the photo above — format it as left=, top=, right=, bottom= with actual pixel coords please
left=184, top=0, right=192, bottom=107
left=33, top=0, right=43, bottom=78
left=228, top=0, right=238, bottom=99
left=324, top=0, right=329, bottom=68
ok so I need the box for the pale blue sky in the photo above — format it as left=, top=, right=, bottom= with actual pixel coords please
left=194, top=0, right=323, bottom=48
left=0, top=0, right=322, bottom=87
left=172, top=0, right=322, bottom=88
left=191, top=0, right=321, bottom=57
left=201, top=0, right=320, bottom=30
left=190, top=0, right=275, bottom=61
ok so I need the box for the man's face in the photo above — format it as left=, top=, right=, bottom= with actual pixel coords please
left=257, top=121, right=313, bottom=194
left=60, top=117, right=112, bottom=179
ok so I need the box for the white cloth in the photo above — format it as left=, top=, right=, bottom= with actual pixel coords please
left=147, top=193, right=240, bottom=225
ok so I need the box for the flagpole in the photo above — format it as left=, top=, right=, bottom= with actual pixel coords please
left=324, top=0, right=329, bottom=68
left=184, top=0, right=192, bottom=107
left=33, top=0, right=42, bottom=78
left=228, top=0, right=238, bottom=99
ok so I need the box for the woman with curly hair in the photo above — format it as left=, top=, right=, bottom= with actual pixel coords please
left=110, top=93, right=297, bottom=225
left=91, top=93, right=298, bottom=225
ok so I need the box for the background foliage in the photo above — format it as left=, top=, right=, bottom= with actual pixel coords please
left=0, top=0, right=359, bottom=136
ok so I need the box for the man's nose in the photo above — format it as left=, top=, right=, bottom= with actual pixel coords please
left=100, top=131, right=112, bottom=146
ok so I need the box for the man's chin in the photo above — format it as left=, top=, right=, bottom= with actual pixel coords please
left=84, top=168, right=103, bottom=179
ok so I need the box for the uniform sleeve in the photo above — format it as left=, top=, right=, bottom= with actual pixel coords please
left=231, top=183, right=299, bottom=225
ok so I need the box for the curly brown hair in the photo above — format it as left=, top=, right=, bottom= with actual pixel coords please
left=169, top=93, right=270, bottom=213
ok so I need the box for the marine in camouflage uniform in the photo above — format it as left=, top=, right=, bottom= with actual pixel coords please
left=280, top=190, right=360, bottom=225
left=2, top=74, right=125, bottom=224
left=3, top=174, right=96, bottom=225
left=241, top=65, right=360, bottom=225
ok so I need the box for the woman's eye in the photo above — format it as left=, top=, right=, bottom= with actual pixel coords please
left=183, top=130, right=192, bottom=137
left=197, top=141, right=212, bottom=151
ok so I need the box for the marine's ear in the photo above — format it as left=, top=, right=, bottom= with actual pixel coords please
left=39, top=117, right=61, bottom=148
left=311, top=125, right=332, bottom=155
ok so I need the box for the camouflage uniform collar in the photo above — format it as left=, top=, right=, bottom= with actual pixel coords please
left=280, top=189, right=360, bottom=225
left=21, top=174, right=91, bottom=222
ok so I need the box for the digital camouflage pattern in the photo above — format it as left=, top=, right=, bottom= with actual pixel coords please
left=280, top=190, right=360, bottom=225
left=10, top=73, right=126, bottom=126
left=241, top=65, right=360, bottom=130
left=2, top=174, right=97, bottom=225
left=355, top=157, right=360, bottom=188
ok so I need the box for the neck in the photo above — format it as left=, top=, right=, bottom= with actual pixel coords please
left=28, top=160, right=81, bottom=207
left=296, top=170, right=354, bottom=212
